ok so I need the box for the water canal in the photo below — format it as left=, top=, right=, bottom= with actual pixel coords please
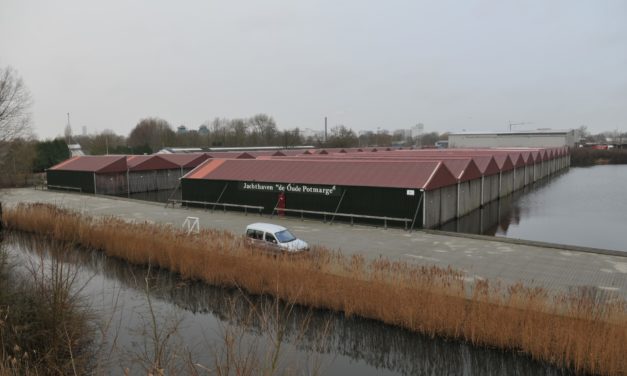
left=1, top=232, right=573, bottom=375
left=439, top=165, right=627, bottom=252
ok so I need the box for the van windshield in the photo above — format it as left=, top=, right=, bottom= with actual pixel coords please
left=275, top=230, right=296, bottom=243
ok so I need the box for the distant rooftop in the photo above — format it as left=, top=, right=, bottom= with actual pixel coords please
left=449, top=129, right=574, bottom=136
left=67, top=143, right=84, bottom=157
left=157, top=146, right=314, bottom=154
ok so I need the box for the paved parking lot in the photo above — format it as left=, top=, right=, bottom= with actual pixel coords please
left=2, top=188, right=626, bottom=298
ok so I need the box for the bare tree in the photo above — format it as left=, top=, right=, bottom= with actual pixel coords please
left=0, top=66, right=34, bottom=187
left=0, top=66, right=33, bottom=142
left=327, top=125, right=358, bottom=148
left=0, top=139, right=36, bottom=186
left=248, top=114, right=278, bottom=145
left=205, top=118, right=230, bottom=146
left=128, top=117, right=175, bottom=152
left=228, top=118, right=249, bottom=146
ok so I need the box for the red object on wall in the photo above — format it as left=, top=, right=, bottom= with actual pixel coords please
left=277, top=192, right=286, bottom=217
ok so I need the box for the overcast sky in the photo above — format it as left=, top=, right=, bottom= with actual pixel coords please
left=1, top=0, right=626, bottom=140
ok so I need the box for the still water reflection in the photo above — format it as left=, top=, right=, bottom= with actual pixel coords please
left=440, top=165, right=627, bottom=252
left=1, top=232, right=573, bottom=375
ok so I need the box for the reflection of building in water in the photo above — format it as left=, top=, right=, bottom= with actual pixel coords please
left=4, top=234, right=571, bottom=376
left=439, top=171, right=566, bottom=236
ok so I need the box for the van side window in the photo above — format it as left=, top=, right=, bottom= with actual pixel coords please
left=254, top=230, right=263, bottom=239
left=265, top=233, right=277, bottom=243
left=246, top=229, right=255, bottom=238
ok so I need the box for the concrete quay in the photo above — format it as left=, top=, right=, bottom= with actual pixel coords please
left=1, top=188, right=626, bottom=299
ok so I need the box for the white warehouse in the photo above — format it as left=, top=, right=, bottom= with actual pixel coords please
left=448, top=129, right=577, bottom=148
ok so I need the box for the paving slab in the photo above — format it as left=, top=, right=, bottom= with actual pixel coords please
left=2, top=188, right=626, bottom=299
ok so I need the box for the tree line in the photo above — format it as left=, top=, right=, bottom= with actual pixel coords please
left=2, top=64, right=625, bottom=188
left=62, top=116, right=448, bottom=156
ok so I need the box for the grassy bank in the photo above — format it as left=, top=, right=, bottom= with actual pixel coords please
left=571, top=148, right=627, bottom=167
left=3, top=203, right=627, bottom=375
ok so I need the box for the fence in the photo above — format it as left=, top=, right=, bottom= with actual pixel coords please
left=167, top=199, right=264, bottom=216
left=271, top=207, right=412, bottom=230
left=45, top=184, right=82, bottom=193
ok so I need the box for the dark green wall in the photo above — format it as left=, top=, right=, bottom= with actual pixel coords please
left=182, top=179, right=424, bottom=228
left=47, top=170, right=95, bottom=193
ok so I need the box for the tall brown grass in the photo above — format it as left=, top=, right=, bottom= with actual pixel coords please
left=2, top=232, right=333, bottom=376
left=2, top=203, right=627, bottom=375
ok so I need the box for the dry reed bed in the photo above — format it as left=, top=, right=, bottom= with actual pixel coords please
left=3, top=203, right=627, bottom=375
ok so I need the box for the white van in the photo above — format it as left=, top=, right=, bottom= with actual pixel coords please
left=245, top=222, right=309, bottom=252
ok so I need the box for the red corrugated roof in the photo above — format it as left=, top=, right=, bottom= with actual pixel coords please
left=126, top=155, right=151, bottom=168
left=157, top=153, right=209, bottom=168
left=186, top=159, right=226, bottom=179
left=184, top=159, right=457, bottom=190
left=520, top=151, right=533, bottom=166
left=206, top=151, right=244, bottom=158
left=441, top=159, right=482, bottom=182
left=279, top=153, right=501, bottom=177
left=49, top=155, right=127, bottom=173
left=518, top=151, right=532, bottom=165
left=48, top=156, right=80, bottom=170
left=472, top=156, right=501, bottom=176
left=508, top=152, right=526, bottom=168
left=288, top=149, right=314, bottom=155
left=330, top=148, right=560, bottom=166
left=492, top=155, right=514, bottom=171
left=289, top=154, right=482, bottom=182
left=127, top=155, right=180, bottom=171
left=532, top=150, right=542, bottom=162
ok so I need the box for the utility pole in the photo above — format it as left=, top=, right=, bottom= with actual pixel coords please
left=65, top=113, right=73, bottom=144
left=324, top=117, right=328, bottom=144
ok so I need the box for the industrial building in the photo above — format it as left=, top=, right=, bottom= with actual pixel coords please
left=448, top=130, right=578, bottom=148
left=181, top=158, right=458, bottom=228
left=180, top=147, right=569, bottom=228
left=47, top=147, right=570, bottom=229
left=47, top=155, right=127, bottom=194
left=47, top=153, right=210, bottom=195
